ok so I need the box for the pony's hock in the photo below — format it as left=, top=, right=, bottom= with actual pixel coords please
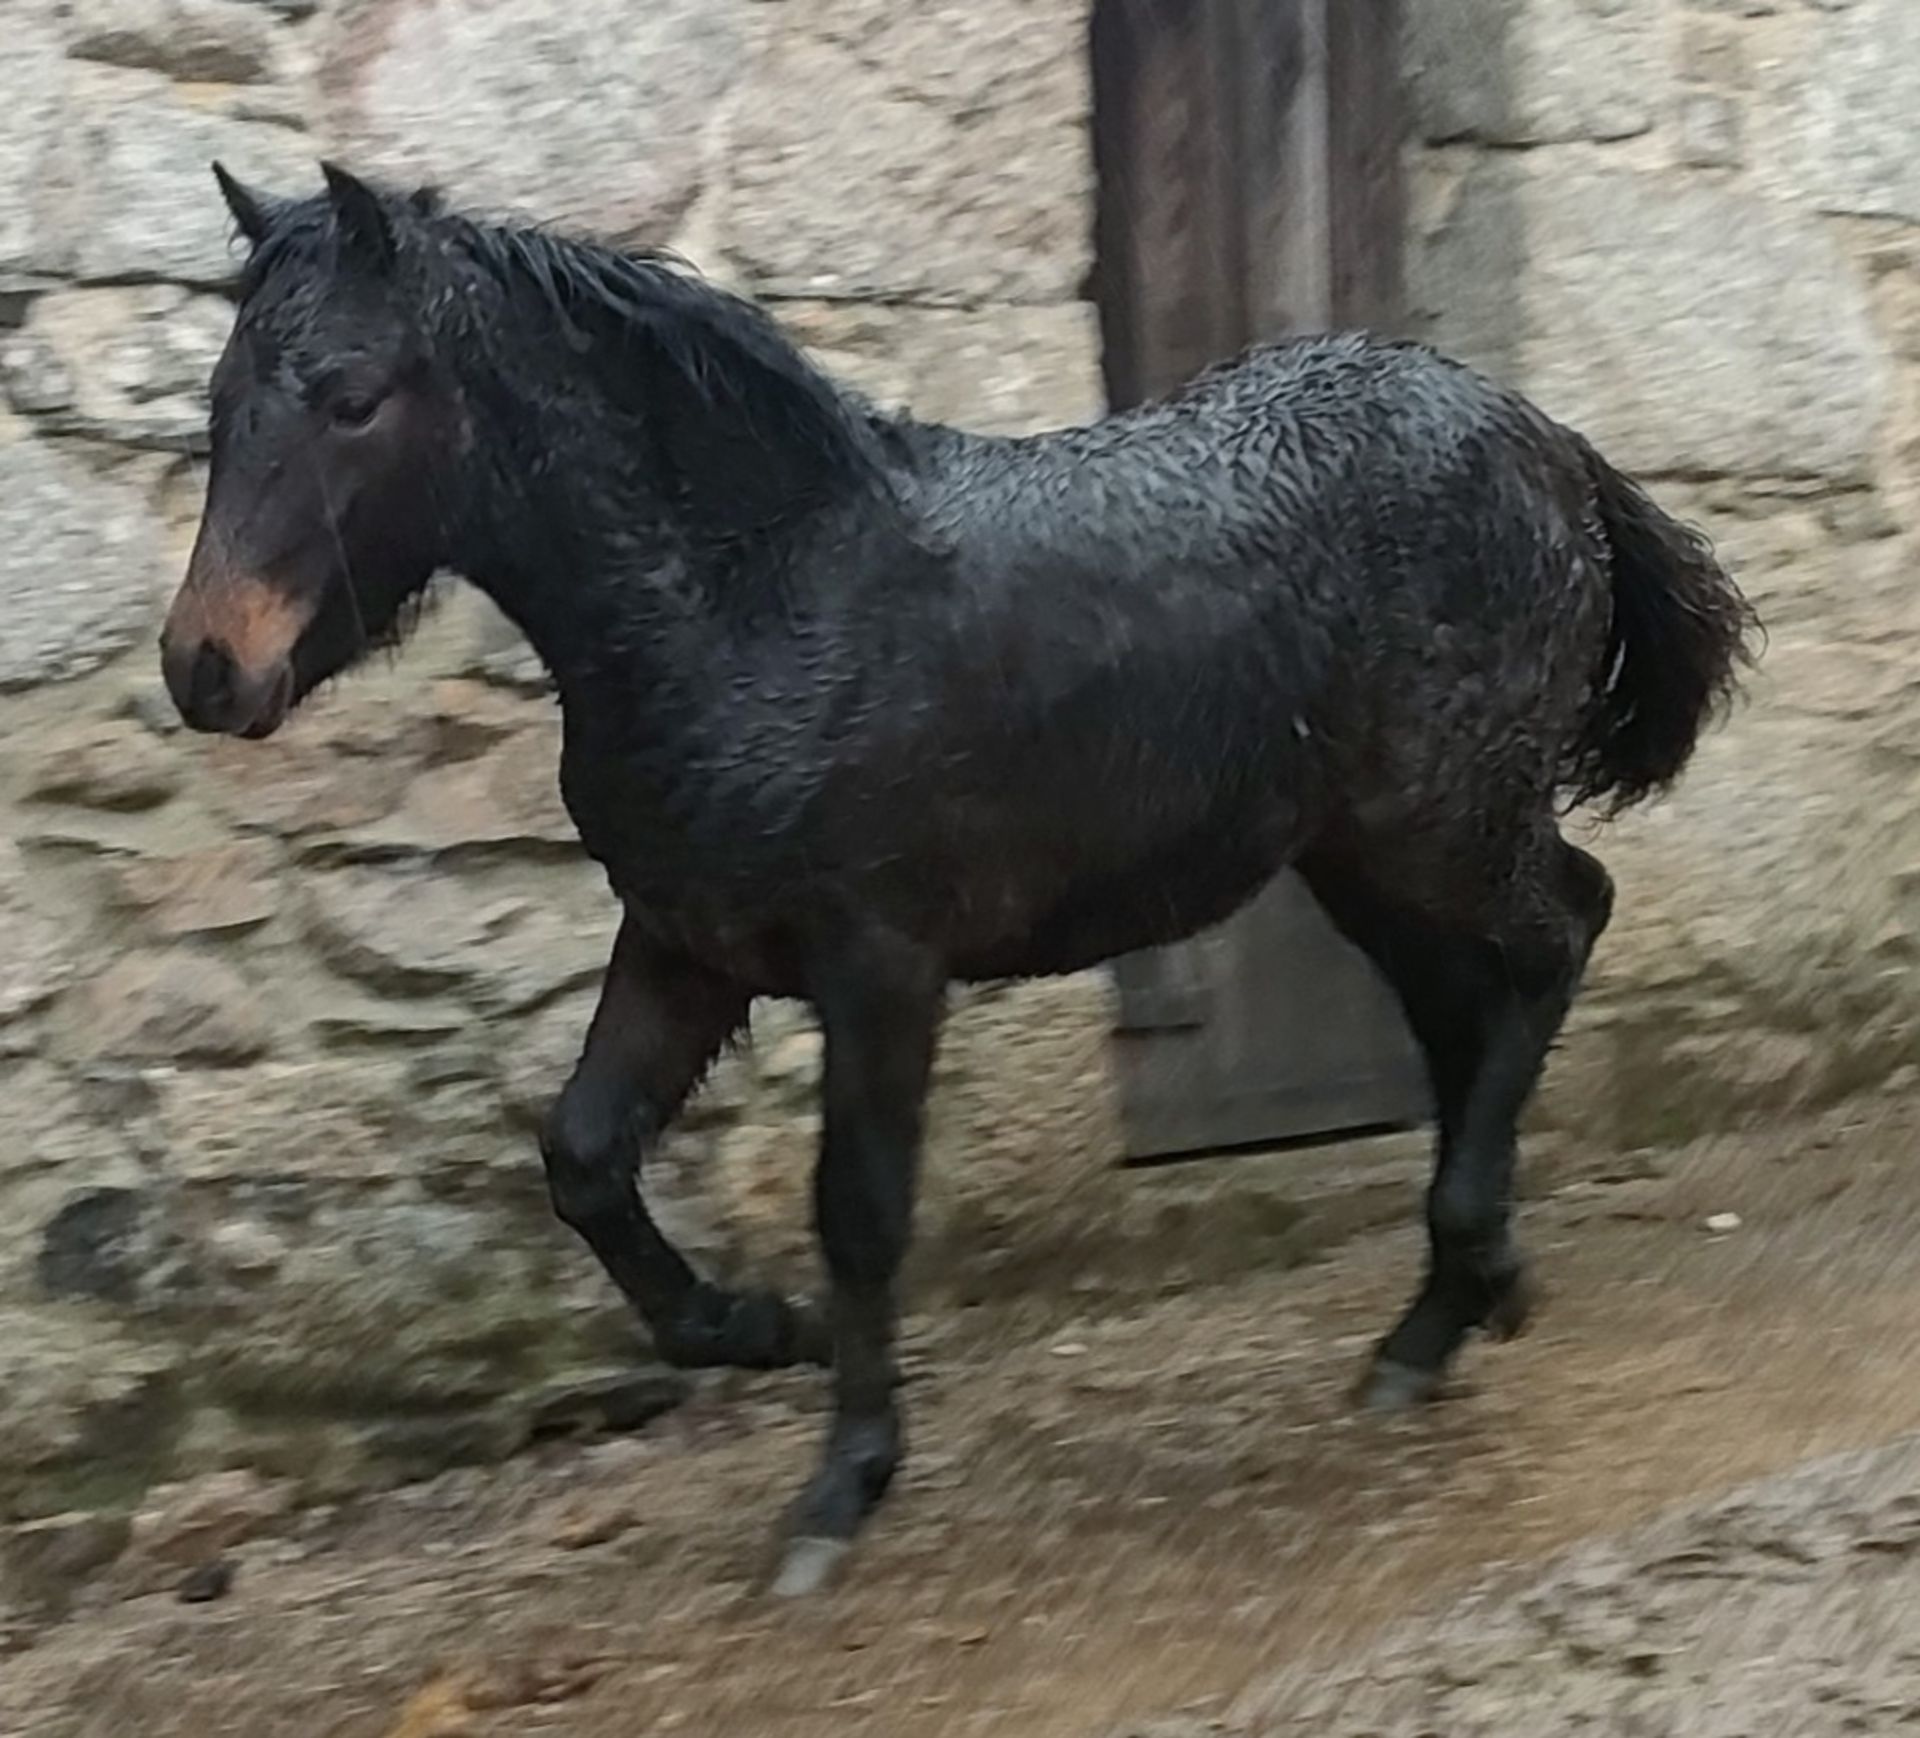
left=160, top=161, right=1758, bottom=1593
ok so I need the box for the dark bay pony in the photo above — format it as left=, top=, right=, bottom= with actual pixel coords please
left=161, top=163, right=1757, bottom=1594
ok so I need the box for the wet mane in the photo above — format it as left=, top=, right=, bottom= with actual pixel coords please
left=237, top=182, right=895, bottom=524
left=453, top=220, right=888, bottom=483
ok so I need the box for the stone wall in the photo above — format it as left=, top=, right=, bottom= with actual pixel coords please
left=1403, top=0, right=1920, bottom=1146
left=0, top=0, right=1915, bottom=1517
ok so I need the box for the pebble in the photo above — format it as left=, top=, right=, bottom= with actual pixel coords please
left=552, top=1499, right=640, bottom=1551
left=381, top=1677, right=477, bottom=1738
left=176, top=1559, right=234, bottom=1604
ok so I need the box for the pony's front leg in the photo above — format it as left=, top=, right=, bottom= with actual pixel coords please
left=542, top=915, right=832, bottom=1373
left=772, top=933, right=943, bottom=1598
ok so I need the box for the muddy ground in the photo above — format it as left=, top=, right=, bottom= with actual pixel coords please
left=6, top=1093, right=1920, bottom=1738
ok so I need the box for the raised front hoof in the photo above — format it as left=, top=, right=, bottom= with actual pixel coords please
left=1354, top=1356, right=1444, bottom=1414
left=653, top=1285, right=833, bottom=1372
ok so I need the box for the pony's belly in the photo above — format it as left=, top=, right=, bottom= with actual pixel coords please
left=952, top=847, right=1289, bottom=983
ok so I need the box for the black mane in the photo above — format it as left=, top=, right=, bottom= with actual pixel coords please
left=451, top=218, right=894, bottom=492
left=239, top=180, right=897, bottom=534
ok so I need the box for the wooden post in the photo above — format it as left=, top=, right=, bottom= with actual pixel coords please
left=1094, top=0, right=1407, bottom=406
left=1093, top=0, right=1427, bottom=1160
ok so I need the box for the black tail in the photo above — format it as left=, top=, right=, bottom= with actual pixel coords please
left=1563, top=445, right=1760, bottom=814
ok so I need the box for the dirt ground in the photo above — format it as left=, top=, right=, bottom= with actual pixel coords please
left=7, top=1093, right=1920, bottom=1738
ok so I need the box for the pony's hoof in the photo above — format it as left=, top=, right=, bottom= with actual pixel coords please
left=770, top=1536, right=849, bottom=1599
left=656, top=1287, right=832, bottom=1372
left=1483, top=1269, right=1535, bottom=1342
left=1356, top=1356, right=1443, bottom=1413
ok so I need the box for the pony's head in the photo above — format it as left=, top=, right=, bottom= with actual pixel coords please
left=161, top=162, right=462, bottom=738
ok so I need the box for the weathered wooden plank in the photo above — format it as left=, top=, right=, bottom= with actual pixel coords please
left=1326, top=0, right=1407, bottom=332
left=1239, top=0, right=1331, bottom=336
left=1113, top=874, right=1428, bottom=1159
left=1092, top=0, right=1246, bottom=407
left=1091, top=0, right=1427, bottom=1161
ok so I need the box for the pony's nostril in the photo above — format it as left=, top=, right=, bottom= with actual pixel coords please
left=189, top=640, right=238, bottom=723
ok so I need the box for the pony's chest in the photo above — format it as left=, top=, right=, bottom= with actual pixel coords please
left=555, top=734, right=812, bottom=988
left=559, top=730, right=799, bottom=859
left=554, top=740, right=630, bottom=869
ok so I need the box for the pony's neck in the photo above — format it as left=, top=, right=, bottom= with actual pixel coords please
left=444, top=413, right=686, bottom=694
left=435, top=233, right=903, bottom=694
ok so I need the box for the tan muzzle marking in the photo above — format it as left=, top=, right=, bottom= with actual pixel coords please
left=165, top=573, right=311, bottom=675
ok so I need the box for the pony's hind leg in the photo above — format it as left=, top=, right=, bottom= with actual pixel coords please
left=542, top=916, right=833, bottom=1373
left=1302, top=837, right=1613, bottom=1408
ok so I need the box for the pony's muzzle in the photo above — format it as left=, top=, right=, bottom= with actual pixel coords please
left=160, top=631, right=293, bottom=738
left=160, top=566, right=309, bottom=738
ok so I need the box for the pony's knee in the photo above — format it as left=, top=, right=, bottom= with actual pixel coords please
left=1426, top=1166, right=1512, bottom=1261
left=539, top=1091, right=631, bottom=1235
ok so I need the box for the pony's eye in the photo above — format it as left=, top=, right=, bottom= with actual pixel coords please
left=329, top=391, right=384, bottom=431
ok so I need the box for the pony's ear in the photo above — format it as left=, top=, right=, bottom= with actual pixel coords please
left=319, top=160, right=396, bottom=272
left=211, top=160, right=288, bottom=249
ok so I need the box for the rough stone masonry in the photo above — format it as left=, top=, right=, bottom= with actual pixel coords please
left=0, top=0, right=1915, bottom=1519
